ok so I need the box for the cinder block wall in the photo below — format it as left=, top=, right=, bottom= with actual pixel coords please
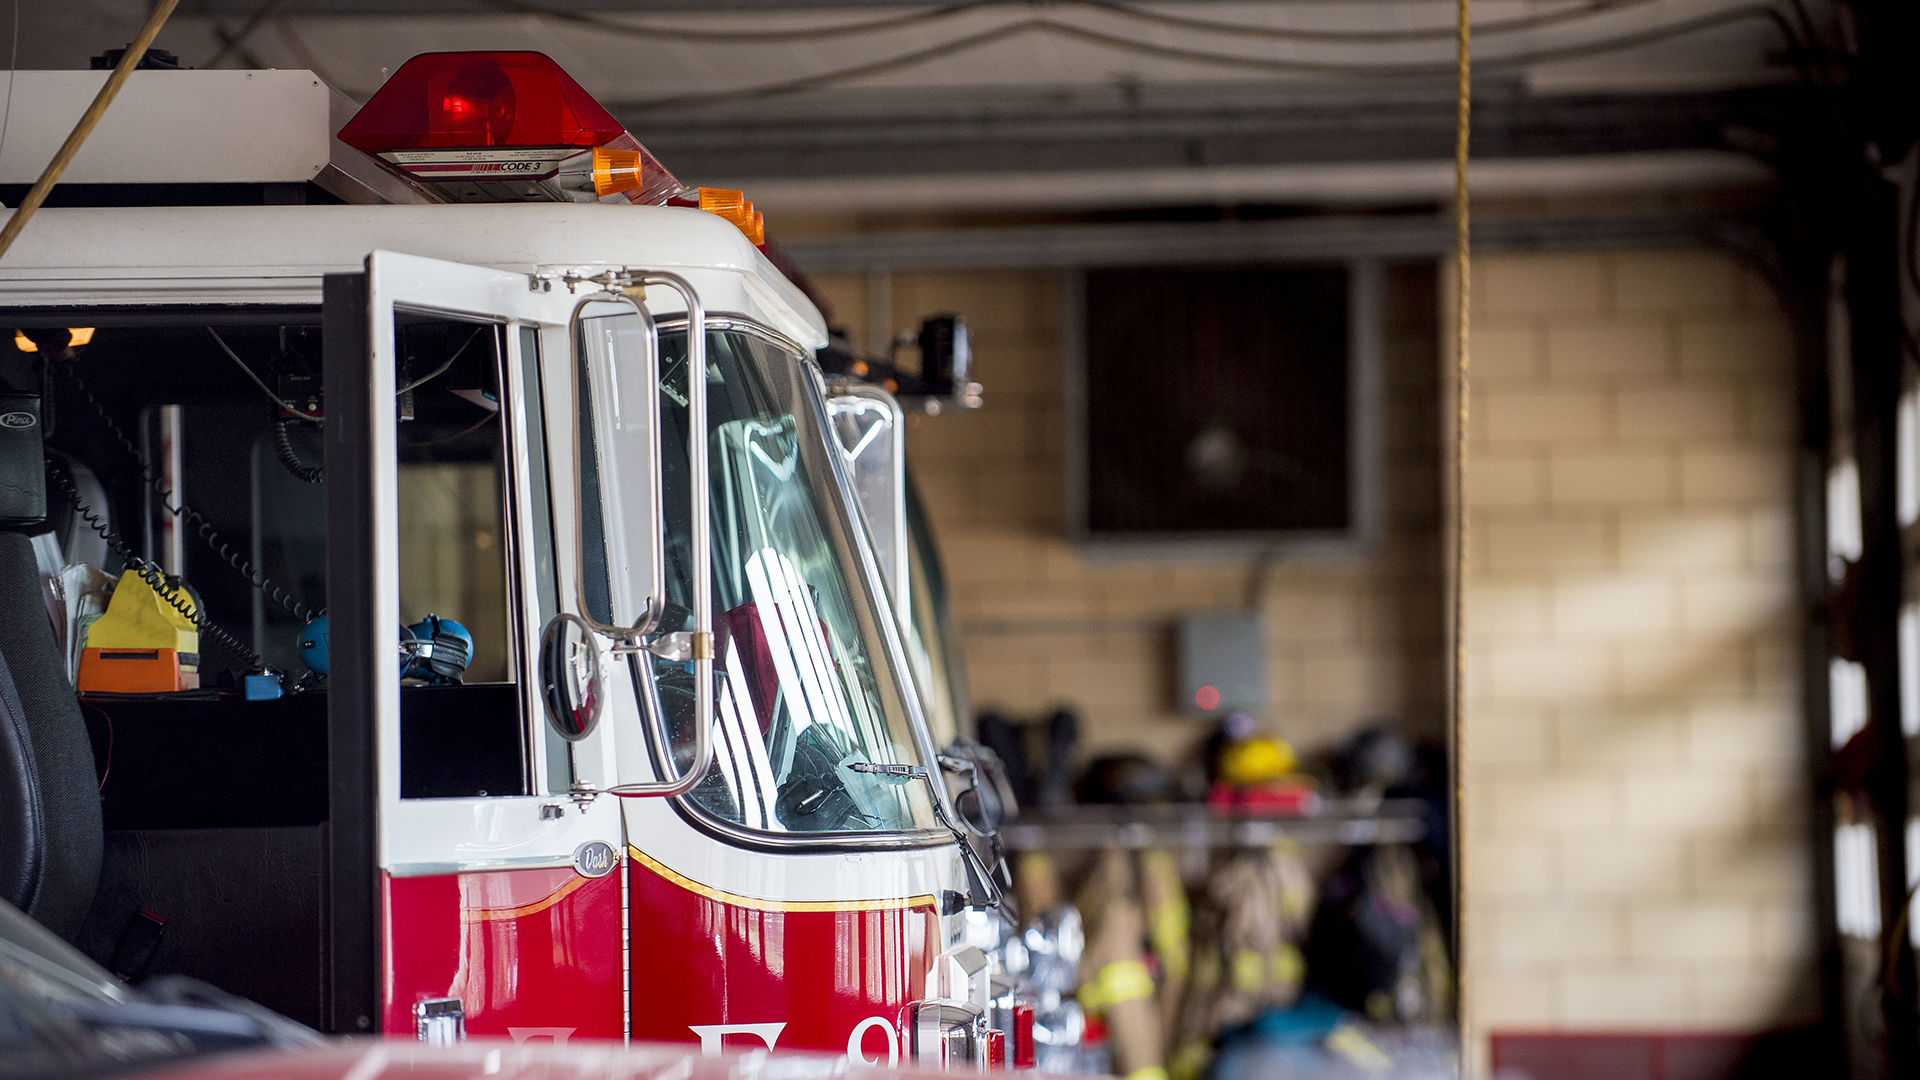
left=810, top=246, right=1809, bottom=1044
left=1461, top=249, right=1811, bottom=1038
left=808, top=265, right=1447, bottom=765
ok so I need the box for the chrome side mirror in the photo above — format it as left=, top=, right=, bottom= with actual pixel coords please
left=539, top=613, right=603, bottom=742
left=567, top=290, right=664, bottom=642
left=940, top=746, right=1017, bottom=835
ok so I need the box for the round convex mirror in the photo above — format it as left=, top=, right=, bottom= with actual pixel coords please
left=539, top=613, right=603, bottom=742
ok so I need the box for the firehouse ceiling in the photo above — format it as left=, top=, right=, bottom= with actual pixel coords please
left=29, top=0, right=1803, bottom=211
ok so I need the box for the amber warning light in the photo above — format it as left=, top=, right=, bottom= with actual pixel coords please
left=338, top=51, right=684, bottom=205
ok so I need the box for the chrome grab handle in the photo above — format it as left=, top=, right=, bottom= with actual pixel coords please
left=607, top=271, right=711, bottom=798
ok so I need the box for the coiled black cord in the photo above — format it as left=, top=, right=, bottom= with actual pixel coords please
left=272, top=419, right=323, bottom=484
left=55, top=362, right=316, bottom=624
left=48, top=460, right=262, bottom=669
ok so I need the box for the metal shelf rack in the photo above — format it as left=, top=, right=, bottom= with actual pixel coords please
left=1001, top=798, right=1430, bottom=851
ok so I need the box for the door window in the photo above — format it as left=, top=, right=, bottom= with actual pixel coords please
left=388, top=318, right=530, bottom=799
left=248, top=316, right=543, bottom=799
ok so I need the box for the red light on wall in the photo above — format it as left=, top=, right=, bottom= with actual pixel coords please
left=1195, top=685, right=1221, bottom=711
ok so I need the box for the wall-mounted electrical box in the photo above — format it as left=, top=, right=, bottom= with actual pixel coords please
left=1178, top=611, right=1265, bottom=716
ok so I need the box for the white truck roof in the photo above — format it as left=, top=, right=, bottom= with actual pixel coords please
left=0, top=69, right=828, bottom=349
left=0, top=203, right=829, bottom=350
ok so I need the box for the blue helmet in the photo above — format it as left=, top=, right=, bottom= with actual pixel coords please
left=298, top=616, right=329, bottom=674
left=405, top=615, right=473, bottom=684
left=297, top=616, right=425, bottom=678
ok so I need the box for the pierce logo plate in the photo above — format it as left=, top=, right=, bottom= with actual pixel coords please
left=572, top=840, right=616, bottom=878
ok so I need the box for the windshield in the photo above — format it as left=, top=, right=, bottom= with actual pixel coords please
left=903, top=471, right=970, bottom=748
left=647, top=329, right=936, bottom=836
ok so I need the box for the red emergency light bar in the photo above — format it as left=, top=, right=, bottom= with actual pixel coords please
left=338, top=51, right=684, bottom=206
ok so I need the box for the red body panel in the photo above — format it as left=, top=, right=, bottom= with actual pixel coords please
left=627, top=850, right=939, bottom=1055
left=384, top=868, right=624, bottom=1040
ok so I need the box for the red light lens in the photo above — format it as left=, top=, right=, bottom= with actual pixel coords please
left=339, top=51, right=624, bottom=153
left=441, top=63, right=514, bottom=140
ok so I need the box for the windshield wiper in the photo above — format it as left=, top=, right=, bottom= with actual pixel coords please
left=848, top=762, right=927, bottom=780
left=849, top=761, right=1014, bottom=922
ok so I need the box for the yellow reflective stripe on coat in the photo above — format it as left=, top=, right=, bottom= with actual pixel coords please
left=1229, top=948, right=1266, bottom=994
left=1326, top=1024, right=1391, bottom=1072
left=1077, top=958, right=1156, bottom=1014
left=1148, top=898, right=1190, bottom=982
left=1271, top=942, right=1305, bottom=987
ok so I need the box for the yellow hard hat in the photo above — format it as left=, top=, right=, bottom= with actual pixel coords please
left=1220, top=736, right=1296, bottom=785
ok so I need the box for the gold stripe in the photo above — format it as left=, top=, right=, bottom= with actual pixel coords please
left=691, top=632, right=714, bottom=660
left=461, top=874, right=593, bottom=923
left=628, top=845, right=937, bottom=914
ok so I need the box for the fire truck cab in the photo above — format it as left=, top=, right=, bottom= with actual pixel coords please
left=0, top=53, right=1011, bottom=1069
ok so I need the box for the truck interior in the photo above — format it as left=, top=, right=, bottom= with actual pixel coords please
left=2, top=308, right=532, bottom=1028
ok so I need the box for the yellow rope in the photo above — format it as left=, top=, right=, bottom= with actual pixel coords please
left=1451, top=0, right=1472, bottom=1061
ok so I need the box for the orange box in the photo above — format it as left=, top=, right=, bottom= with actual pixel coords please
left=77, top=647, right=197, bottom=694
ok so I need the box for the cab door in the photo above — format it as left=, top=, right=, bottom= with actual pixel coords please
left=327, top=250, right=630, bottom=1042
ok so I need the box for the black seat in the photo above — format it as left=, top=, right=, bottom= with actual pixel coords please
left=0, top=532, right=102, bottom=939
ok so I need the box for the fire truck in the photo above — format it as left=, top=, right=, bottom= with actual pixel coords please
left=0, top=50, right=1021, bottom=1068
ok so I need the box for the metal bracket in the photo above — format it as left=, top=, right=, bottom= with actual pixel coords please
left=545, top=267, right=648, bottom=295
left=608, top=630, right=711, bottom=663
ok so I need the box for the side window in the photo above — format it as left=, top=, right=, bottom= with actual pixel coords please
left=519, top=324, right=574, bottom=796
left=385, top=318, right=533, bottom=799
left=575, top=346, right=613, bottom=628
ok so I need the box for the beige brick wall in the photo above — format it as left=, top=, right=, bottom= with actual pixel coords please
left=808, top=265, right=1447, bottom=766
left=1461, top=249, right=1812, bottom=1039
left=810, top=245, right=1808, bottom=1049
